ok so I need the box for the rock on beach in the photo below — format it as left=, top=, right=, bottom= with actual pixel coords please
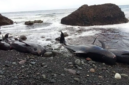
left=61, top=3, right=128, bottom=26
left=0, top=14, right=13, bottom=26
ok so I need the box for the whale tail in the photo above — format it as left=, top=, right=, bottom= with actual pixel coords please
left=92, top=37, right=97, bottom=45
left=2, top=33, right=10, bottom=44
left=60, top=31, right=66, bottom=45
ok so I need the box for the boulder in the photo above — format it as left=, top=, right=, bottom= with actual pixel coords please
left=19, top=35, right=27, bottom=41
left=24, top=21, right=34, bottom=25
left=61, top=3, right=128, bottom=26
left=25, top=20, right=43, bottom=25
left=0, top=14, right=13, bottom=26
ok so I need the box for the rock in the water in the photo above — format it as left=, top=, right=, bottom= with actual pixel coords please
left=19, top=35, right=27, bottom=41
left=0, top=14, right=13, bottom=26
left=114, top=73, right=121, bottom=79
left=55, top=37, right=60, bottom=41
left=61, top=3, right=128, bottom=26
left=63, top=32, right=69, bottom=37
left=25, top=20, right=43, bottom=25
left=25, top=21, right=34, bottom=25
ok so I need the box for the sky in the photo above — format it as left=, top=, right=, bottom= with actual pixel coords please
left=0, top=0, right=129, bottom=12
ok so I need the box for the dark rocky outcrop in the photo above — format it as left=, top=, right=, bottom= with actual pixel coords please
left=0, top=14, right=13, bottom=26
left=61, top=3, right=128, bottom=26
left=19, top=35, right=27, bottom=41
left=25, top=20, right=43, bottom=25
left=25, top=21, right=34, bottom=25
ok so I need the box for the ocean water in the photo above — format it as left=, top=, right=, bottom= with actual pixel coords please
left=1, top=5, right=129, bottom=49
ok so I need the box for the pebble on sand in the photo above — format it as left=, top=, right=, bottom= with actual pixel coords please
left=74, top=78, right=80, bottom=82
left=19, top=60, right=26, bottom=65
left=74, top=59, right=81, bottom=65
left=89, top=68, right=95, bottom=73
left=64, top=68, right=76, bottom=74
left=114, top=73, right=121, bottom=79
left=44, top=52, right=53, bottom=57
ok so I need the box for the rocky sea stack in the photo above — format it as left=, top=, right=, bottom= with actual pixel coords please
left=0, top=14, right=13, bottom=26
left=25, top=20, right=43, bottom=25
left=61, top=3, right=128, bottom=26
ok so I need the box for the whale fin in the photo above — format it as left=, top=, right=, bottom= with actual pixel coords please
left=60, top=31, right=66, bottom=45
left=3, top=33, right=9, bottom=40
left=92, top=37, right=97, bottom=45
left=98, top=40, right=106, bottom=49
left=2, top=33, right=10, bottom=43
left=4, top=33, right=9, bottom=39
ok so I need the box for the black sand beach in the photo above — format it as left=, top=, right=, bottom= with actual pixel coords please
left=0, top=3, right=129, bottom=85
left=0, top=28, right=129, bottom=85
left=0, top=45, right=129, bottom=85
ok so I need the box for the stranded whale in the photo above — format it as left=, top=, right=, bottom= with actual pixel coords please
left=98, top=40, right=129, bottom=64
left=0, top=33, right=46, bottom=56
left=10, top=39, right=46, bottom=56
left=59, top=31, right=116, bottom=65
left=0, top=33, right=11, bottom=50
